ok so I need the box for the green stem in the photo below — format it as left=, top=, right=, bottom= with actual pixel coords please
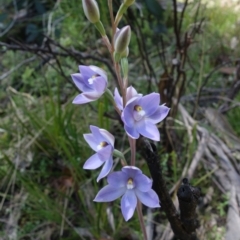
left=108, top=0, right=114, bottom=32
left=114, top=62, right=126, bottom=106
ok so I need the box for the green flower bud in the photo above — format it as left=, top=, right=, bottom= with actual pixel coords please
left=114, top=26, right=131, bottom=54
left=123, top=0, right=135, bottom=7
left=82, top=0, right=100, bottom=23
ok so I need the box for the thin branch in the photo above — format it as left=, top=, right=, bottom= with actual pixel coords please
left=197, top=60, right=234, bottom=107
left=172, top=0, right=181, bottom=50
left=178, top=0, right=188, bottom=35
left=126, top=8, right=157, bottom=89
left=45, top=39, right=70, bottom=84
left=0, top=40, right=117, bottom=81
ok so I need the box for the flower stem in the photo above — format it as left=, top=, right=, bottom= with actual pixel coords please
left=108, top=0, right=114, bottom=33
left=136, top=200, right=148, bottom=240
left=102, top=35, right=112, bottom=53
left=114, top=62, right=126, bottom=106
left=129, top=137, right=136, bottom=166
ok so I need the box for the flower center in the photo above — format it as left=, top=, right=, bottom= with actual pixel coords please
left=133, top=105, right=145, bottom=121
left=97, top=141, right=108, bottom=150
left=88, top=74, right=100, bottom=84
left=127, top=178, right=134, bottom=189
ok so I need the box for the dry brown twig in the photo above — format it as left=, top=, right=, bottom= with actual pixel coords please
left=178, top=103, right=240, bottom=239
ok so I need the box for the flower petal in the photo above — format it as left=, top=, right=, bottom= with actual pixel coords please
left=135, top=189, right=160, bottom=208
left=97, top=145, right=113, bottom=161
left=79, top=65, right=96, bottom=80
left=83, top=133, right=99, bottom=152
left=71, top=73, right=91, bottom=92
left=107, top=171, right=128, bottom=187
left=89, top=125, right=104, bottom=143
left=122, top=166, right=142, bottom=177
left=92, top=76, right=107, bottom=93
left=121, top=190, right=137, bottom=221
left=72, top=93, right=94, bottom=104
left=126, top=86, right=141, bottom=102
left=148, top=105, right=170, bottom=124
left=124, top=124, right=139, bottom=139
left=122, top=96, right=141, bottom=126
left=134, top=174, right=152, bottom=192
left=89, top=65, right=107, bottom=81
left=99, top=129, right=115, bottom=147
left=83, top=153, right=103, bottom=169
left=97, top=157, right=113, bottom=182
left=139, top=93, right=160, bottom=116
left=83, top=91, right=102, bottom=100
left=94, top=185, right=125, bottom=202
left=114, top=88, right=123, bottom=111
left=136, top=120, right=160, bottom=141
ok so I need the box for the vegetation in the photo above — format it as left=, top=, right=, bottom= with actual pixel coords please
left=0, top=0, right=240, bottom=239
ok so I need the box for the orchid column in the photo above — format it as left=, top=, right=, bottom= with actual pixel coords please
left=71, top=0, right=170, bottom=239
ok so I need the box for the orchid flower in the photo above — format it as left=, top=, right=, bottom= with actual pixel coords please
left=83, top=125, right=114, bottom=182
left=94, top=166, right=160, bottom=221
left=121, top=93, right=170, bottom=141
left=71, top=65, right=107, bottom=104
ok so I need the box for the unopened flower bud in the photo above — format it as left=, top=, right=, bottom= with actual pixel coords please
left=82, top=0, right=100, bottom=23
left=114, top=26, right=131, bottom=54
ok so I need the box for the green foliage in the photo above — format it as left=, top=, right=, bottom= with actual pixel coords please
left=216, top=194, right=229, bottom=217
left=1, top=0, right=240, bottom=239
